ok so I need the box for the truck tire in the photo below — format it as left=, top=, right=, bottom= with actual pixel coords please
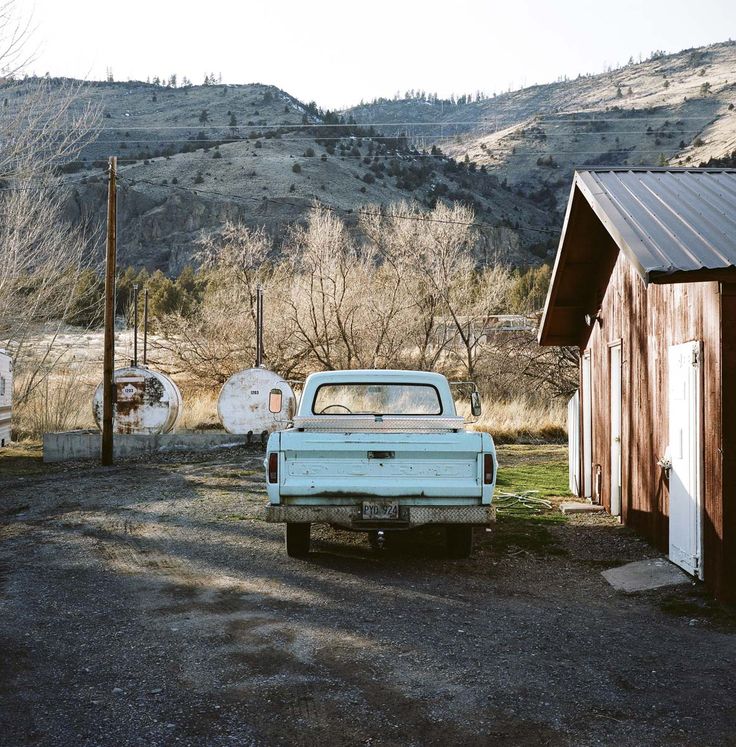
left=286, top=522, right=311, bottom=557
left=446, top=525, right=473, bottom=558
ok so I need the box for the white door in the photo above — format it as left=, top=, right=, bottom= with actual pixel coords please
left=668, top=341, right=703, bottom=578
left=568, top=391, right=580, bottom=495
left=609, top=343, right=622, bottom=516
left=582, top=352, right=593, bottom=499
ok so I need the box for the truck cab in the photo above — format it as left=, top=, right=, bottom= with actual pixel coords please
left=264, top=369, right=497, bottom=557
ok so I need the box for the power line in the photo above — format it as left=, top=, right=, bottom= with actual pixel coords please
left=94, top=147, right=702, bottom=167
left=5, top=114, right=725, bottom=132
left=0, top=141, right=707, bottom=192
left=0, top=175, right=90, bottom=192
left=82, top=129, right=706, bottom=145
left=115, top=172, right=561, bottom=237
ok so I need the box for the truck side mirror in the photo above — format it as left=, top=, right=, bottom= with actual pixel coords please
left=269, top=388, right=283, bottom=414
left=471, top=391, right=482, bottom=417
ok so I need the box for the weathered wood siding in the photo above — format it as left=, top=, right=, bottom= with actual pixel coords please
left=583, top=250, right=728, bottom=595
left=719, top=285, right=736, bottom=599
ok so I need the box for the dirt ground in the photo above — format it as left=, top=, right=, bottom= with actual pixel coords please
left=1, top=444, right=736, bottom=747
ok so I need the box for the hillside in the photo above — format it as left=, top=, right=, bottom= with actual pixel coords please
left=2, top=79, right=553, bottom=272
left=7, top=40, right=736, bottom=274
left=64, top=125, right=553, bottom=272
left=345, top=41, right=736, bottom=217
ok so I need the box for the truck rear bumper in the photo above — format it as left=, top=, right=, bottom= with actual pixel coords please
left=263, top=504, right=495, bottom=529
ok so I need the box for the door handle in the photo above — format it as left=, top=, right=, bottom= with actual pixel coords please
left=368, top=451, right=394, bottom=459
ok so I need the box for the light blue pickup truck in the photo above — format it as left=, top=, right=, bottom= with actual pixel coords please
left=264, top=369, right=497, bottom=557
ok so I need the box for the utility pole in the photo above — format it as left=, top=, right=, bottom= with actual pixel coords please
left=101, top=156, right=117, bottom=466
left=143, top=288, right=149, bottom=366
left=132, top=284, right=139, bottom=366
left=255, top=285, right=264, bottom=367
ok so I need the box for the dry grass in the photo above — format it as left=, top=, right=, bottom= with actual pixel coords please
left=13, top=368, right=97, bottom=440
left=163, top=384, right=568, bottom=442
left=470, top=398, right=567, bottom=444
left=176, top=387, right=220, bottom=431
left=9, top=355, right=567, bottom=443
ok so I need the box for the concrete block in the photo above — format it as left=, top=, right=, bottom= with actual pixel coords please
left=43, top=430, right=261, bottom=463
left=601, top=558, right=691, bottom=592
left=560, top=501, right=606, bottom=515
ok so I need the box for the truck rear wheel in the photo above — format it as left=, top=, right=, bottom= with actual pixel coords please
left=286, top=522, right=311, bottom=557
left=446, top=525, right=473, bottom=558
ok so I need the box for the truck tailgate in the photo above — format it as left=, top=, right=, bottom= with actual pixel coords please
left=278, top=431, right=484, bottom=501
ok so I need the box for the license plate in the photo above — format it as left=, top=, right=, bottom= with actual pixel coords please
left=362, top=501, right=399, bottom=520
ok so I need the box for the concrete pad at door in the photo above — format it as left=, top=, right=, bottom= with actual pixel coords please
left=560, top=502, right=606, bottom=515
left=601, top=558, right=691, bottom=592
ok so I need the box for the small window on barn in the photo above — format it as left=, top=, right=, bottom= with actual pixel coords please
left=0, top=377, right=5, bottom=396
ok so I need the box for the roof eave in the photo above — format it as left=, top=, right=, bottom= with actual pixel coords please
left=537, top=178, right=581, bottom=346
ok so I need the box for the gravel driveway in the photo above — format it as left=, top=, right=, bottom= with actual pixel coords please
left=1, top=445, right=735, bottom=746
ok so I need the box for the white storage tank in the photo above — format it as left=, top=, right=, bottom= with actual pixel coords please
left=218, top=368, right=295, bottom=435
left=92, top=366, right=182, bottom=435
left=0, top=349, right=12, bottom=447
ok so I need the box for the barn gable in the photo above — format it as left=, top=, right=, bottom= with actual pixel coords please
left=539, top=168, right=736, bottom=347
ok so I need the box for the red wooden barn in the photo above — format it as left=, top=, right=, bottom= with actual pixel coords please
left=539, top=168, right=736, bottom=599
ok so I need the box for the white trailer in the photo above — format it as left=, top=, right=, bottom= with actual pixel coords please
left=0, top=349, right=12, bottom=446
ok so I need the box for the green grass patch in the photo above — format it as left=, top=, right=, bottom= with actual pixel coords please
left=485, top=445, right=571, bottom=558
left=490, top=426, right=567, bottom=445
left=495, top=460, right=570, bottom=498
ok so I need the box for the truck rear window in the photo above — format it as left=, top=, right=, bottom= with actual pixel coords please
left=312, top=383, right=442, bottom=416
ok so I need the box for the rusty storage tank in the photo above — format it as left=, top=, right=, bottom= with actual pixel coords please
left=92, top=367, right=182, bottom=435
left=218, top=367, right=295, bottom=435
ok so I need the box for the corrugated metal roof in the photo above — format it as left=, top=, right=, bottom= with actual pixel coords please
left=575, top=168, right=736, bottom=281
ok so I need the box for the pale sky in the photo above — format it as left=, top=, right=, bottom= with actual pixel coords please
left=12, top=0, right=736, bottom=109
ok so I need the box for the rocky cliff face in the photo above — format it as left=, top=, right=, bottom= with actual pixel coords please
left=64, top=180, right=268, bottom=271
left=56, top=129, right=553, bottom=272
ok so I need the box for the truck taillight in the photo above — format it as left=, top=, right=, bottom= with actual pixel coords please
left=483, top=454, right=494, bottom=484
left=268, top=453, right=279, bottom=484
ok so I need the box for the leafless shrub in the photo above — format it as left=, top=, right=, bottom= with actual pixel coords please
left=495, top=328, right=580, bottom=399
left=13, top=366, right=95, bottom=439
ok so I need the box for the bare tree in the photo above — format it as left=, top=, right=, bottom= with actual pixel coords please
left=0, top=0, right=100, bottom=405
left=285, top=206, right=368, bottom=370
left=381, top=202, right=513, bottom=379
left=154, top=223, right=307, bottom=384
left=0, top=0, right=33, bottom=78
left=503, top=330, right=580, bottom=399
left=150, top=203, right=569, bottom=426
left=359, top=203, right=447, bottom=370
